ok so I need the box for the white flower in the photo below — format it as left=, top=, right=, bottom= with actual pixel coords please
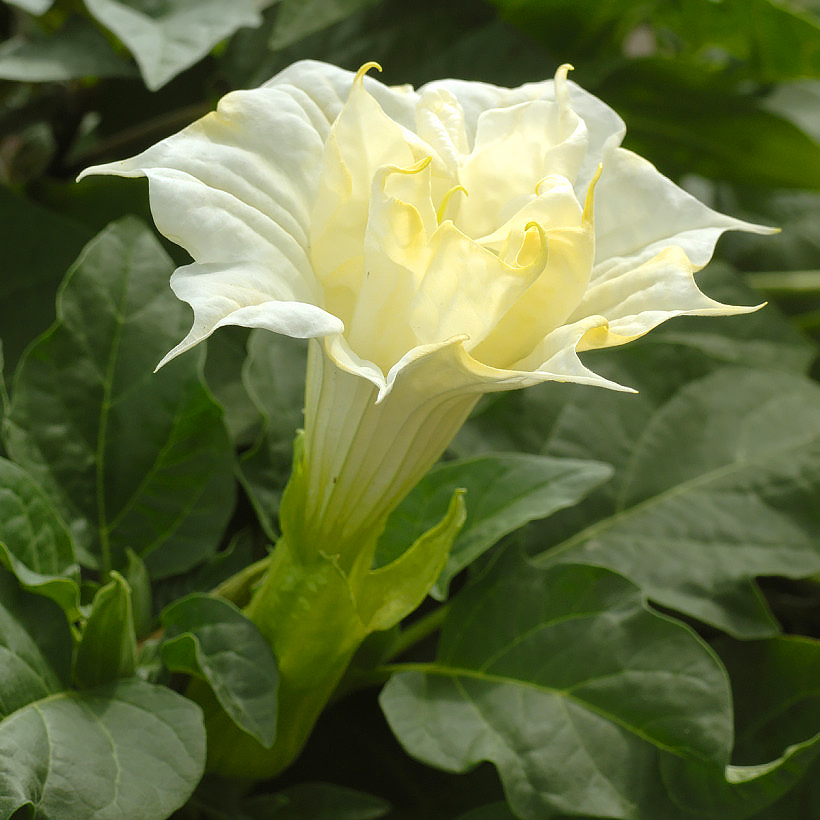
left=79, top=60, right=770, bottom=563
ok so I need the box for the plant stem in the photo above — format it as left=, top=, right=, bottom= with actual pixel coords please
left=388, top=602, right=451, bottom=661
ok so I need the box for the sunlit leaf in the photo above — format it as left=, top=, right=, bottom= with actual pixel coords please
left=82, top=0, right=262, bottom=90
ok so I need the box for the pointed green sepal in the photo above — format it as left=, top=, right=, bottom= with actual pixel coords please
left=356, top=489, right=466, bottom=632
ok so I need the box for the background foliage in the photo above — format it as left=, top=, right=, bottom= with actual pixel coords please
left=1, top=0, right=819, bottom=818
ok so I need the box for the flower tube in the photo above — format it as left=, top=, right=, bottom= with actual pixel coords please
left=79, top=60, right=771, bottom=776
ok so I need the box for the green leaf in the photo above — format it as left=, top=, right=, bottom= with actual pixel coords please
left=0, top=568, right=71, bottom=718
left=641, top=637, right=820, bottom=819
left=649, top=0, right=820, bottom=83
left=0, top=678, right=205, bottom=820
left=123, top=548, right=153, bottom=639
left=357, top=489, right=465, bottom=632
left=649, top=264, right=816, bottom=375
left=271, top=0, right=382, bottom=49
left=241, top=782, right=391, bottom=819
left=5, top=217, right=236, bottom=578
left=454, top=805, right=518, bottom=820
left=382, top=554, right=732, bottom=819
left=82, top=0, right=262, bottom=90
left=717, top=636, right=820, bottom=765
left=73, top=571, right=137, bottom=689
left=377, top=453, right=613, bottom=599
left=5, top=0, right=54, bottom=13
left=0, top=16, right=137, bottom=82
left=239, top=331, right=308, bottom=539
left=161, top=593, right=278, bottom=747
left=0, top=457, right=80, bottom=618
left=537, top=367, right=820, bottom=637
left=660, top=737, right=820, bottom=819
left=596, top=59, right=820, bottom=189
left=203, top=326, right=261, bottom=448
left=0, top=185, right=91, bottom=376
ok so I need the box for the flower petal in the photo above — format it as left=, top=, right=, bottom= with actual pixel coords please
left=570, top=246, right=762, bottom=351
left=456, top=86, right=586, bottom=236
left=156, top=261, right=343, bottom=368
left=421, top=66, right=625, bottom=194
left=265, top=59, right=418, bottom=131
left=348, top=159, right=437, bottom=370
left=79, top=83, right=339, bottom=361
left=593, top=147, right=776, bottom=279
left=309, top=66, right=433, bottom=327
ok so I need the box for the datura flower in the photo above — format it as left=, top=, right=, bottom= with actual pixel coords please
left=80, top=59, right=771, bottom=778
left=80, top=60, right=769, bottom=569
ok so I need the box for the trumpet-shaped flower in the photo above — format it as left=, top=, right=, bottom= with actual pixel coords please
left=81, top=59, right=773, bottom=779
left=80, top=60, right=769, bottom=565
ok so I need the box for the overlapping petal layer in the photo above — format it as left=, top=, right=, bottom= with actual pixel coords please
left=80, top=59, right=770, bottom=396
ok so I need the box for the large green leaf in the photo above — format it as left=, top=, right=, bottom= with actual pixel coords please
left=0, top=678, right=205, bottom=820
left=536, top=367, right=820, bottom=637
left=376, top=453, right=613, bottom=599
left=381, top=553, right=732, bottom=820
left=82, top=0, right=262, bottom=90
left=73, top=571, right=137, bottom=689
left=161, top=593, right=279, bottom=747
left=0, top=16, right=136, bottom=82
left=598, top=59, right=820, bottom=189
left=5, top=0, right=54, bottom=13
left=0, top=456, right=80, bottom=618
left=4, top=217, right=235, bottom=578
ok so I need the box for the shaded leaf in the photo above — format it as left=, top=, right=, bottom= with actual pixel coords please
left=454, top=805, right=518, bottom=820
left=381, top=553, right=732, bottom=820
left=597, top=59, right=820, bottom=189
left=0, top=678, right=205, bottom=820
left=5, top=217, right=236, bottom=578
left=161, top=593, right=278, bottom=747
left=82, top=0, right=262, bottom=90
left=0, top=185, right=91, bottom=376
left=242, top=782, right=390, bottom=819
left=0, top=457, right=80, bottom=618
left=377, top=453, right=613, bottom=599
left=73, top=570, right=137, bottom=689
left=271, top=0, right=382, bottom=49
left=0, top=16, right=136, bottom=82
left=537, top=368, right=820, bottom=637
left=239, top=331, right=307, bottom=539
left=0, top=568, right=71, bottom=718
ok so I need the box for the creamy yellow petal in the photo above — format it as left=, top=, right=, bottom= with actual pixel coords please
left=347, top=159, right=436, bottom=370
left=571, top=246, right=762, bottom=352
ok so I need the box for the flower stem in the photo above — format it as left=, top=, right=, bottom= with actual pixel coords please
left=388, top=602, right=451, bottom=661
